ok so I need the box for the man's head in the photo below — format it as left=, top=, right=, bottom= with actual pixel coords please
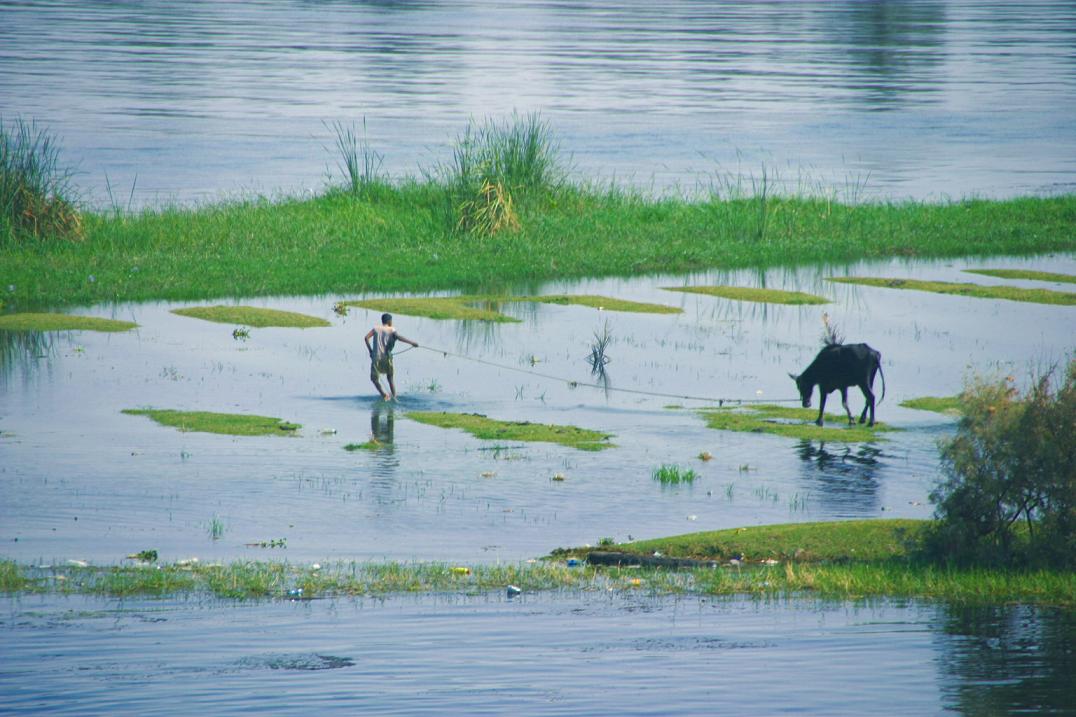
left=381, top=313, right=392, bottom=326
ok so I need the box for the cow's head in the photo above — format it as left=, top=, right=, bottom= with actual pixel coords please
left=789, top=372, right=812, bottom=408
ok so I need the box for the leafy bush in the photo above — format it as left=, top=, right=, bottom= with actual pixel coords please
left=926, top=362, right=1075, bottom=567
left=0, top=117, right=82, bottom=242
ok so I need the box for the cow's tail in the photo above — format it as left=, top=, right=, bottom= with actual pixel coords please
left=876, top=355, right=886, bottom=405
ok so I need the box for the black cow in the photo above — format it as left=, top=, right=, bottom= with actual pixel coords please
left=789, top=343, right=886, bottom=427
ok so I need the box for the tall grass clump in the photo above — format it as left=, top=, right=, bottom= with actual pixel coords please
left=443, top=113, right=564, bottom=237
left=925, top=361, right=1076, bottom=569
left=328, top=118, right=387, bottom=198
left=0, top=117, right=83, bottom=243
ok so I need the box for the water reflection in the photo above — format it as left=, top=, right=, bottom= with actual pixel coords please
left=795, top=440, right=882, bottom=513
left=935, top=604, right=1076, bottom=714
left=368, top=401, right=398, bottom=479
left=0, top=330, right=55, bottom=386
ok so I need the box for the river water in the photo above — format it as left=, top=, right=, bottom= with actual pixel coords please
left=3, top=2, right=1076, bottom=714
left=2, top=0, right=1075, bottom=206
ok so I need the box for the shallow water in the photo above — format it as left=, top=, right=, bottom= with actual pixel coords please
left=2, top=592, right=1073, bottom=715
left=2, top=0, right=1075, bottom=205
left=2, top=254, right=1073, bottom=566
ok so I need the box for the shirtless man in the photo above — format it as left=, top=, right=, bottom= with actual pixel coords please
left=364, top=313, right=418, bottom=400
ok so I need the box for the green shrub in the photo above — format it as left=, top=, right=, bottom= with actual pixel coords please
left=926, top=362, right=1075, bottom=567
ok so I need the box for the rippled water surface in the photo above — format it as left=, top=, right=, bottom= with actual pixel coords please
left=2, top=0, right=1075, bottom=204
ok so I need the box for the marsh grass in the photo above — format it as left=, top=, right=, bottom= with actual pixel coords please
left=328, top=119, right=385, bottom=198
left=828, top=277, right=1076, bottom=306
left=344, top=440, right=382, bottom=451
left=901, top=396, right=962, bottom=415
left=0, top=313, right=137, bottom=332
left=406, top=410, right=614, bottom=451
left=123, top=408, right=301, bottom=436
left=664, top=285, right=829, bottom=305
left=652, top=464, right=699, bottom=484
left=347, top=293, right=680, bottom=323
left=171, top=305, right=330, bottom=328
left=1, top=117, right=83, bottom=243
left=965, top=268, right=1076, bottom=284
left=698, top=404, right=895, bottom=442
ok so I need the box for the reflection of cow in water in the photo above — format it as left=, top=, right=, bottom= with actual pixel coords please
left=790, top=343, right=885, bottom=427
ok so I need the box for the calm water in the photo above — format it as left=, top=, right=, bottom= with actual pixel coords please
left=2, top=593, right=1074, bottom=715
left=2, top=0, right=1076, bottom=205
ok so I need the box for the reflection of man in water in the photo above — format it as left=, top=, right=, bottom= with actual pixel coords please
left=364, top=313, right=418, bottom=400
left=371, top=401, right=395, bottom=445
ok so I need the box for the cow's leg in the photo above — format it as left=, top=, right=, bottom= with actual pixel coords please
left=859, top=384, right=876, bottom=426
left=816, top=391, right=828, bottom=426
left=840, top=388, right=854, bottom=425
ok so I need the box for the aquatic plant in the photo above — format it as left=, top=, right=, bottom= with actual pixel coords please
left=208, top=516, right=226, bottom=541
left=406, top=411, right=614, bottom=451
left=456, top=179, right=520, bottom=237
left=663, top=285, right=829, bottom=305
left=171, top=306, right=330, bottom=328
left=588, top=320, right=612, bottom=374
left=0, top=313, right=137, bottom=332
left=964, top=268, right=1076, bottom=284
left=0, top=117, right=82, bottom=243
left=828, top=277, right=1076, bottom=306
left=348, top=293, right=680, bottom=323
left=900, top=396, right=962, bottom=415
left=698, top=404, right=894, bottom=442
left=652, top=464, right=699, bottom=484
left=123, top=408, right=301, bottom=437
left=443, top=112, right=564, bottom=198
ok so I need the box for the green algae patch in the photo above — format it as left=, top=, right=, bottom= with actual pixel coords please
left=171, top=305, right=331, bottom=328
left=521, top=294, right=680, bottom=314
left=346, top=296, right=517, bottom=322
left=828, top=277, right=1076, bottom=306
left=123, top=409, right=301, bottom=436
left=0, top=312, right=136, bottom=332
left=901, top=396, right=962, bottom=416
left=698, top=404, right=895, bottom=442
left=965, top=268, right=1076, bottom=284
left=621, top=519, right=928, bottom=563
left=407, top=410, right=614, bottom=451
left=663, top=285, right=829, bottom=305
left=348, top=293, right=680, bottom=322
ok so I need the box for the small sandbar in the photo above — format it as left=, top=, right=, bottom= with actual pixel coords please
left=407, top=411, right=614, bottom=451
left=965, top=269, right=1076, bottom=284
left=0, top=312, right=137, bottom=332
left=697, top=404, right=894, bottom=442
left=901, top=396, right=962, bottom=416
left=663, top=286, right=829, bottom=305
left=123, top=408, right=301, bottom=436
left=828, top=277, right=1076, bottom=306
left=171, top=305, right=331, bottom=327
left=348, top=294, right=680, bottom=322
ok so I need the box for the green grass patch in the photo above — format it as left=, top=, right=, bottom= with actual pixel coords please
left=698, top=404, right=894, bottom=442
left=664, top=285, right=829, bottom=305
left=0, top=312, right=136, bottom=332
left=406, top=410, right=614, bottom=450
left=965, top=268, right=1076, bottom=284
left=171, top=305, right=330, bottom=328
left=123, top=409, right=301, bottom=436
left=901, top=396, right=962, bottom=416
left=652, top=464, right=699, bottom=484
left=828, top=277, right=1076, bottom=306
left=347, top=293, right=679, bottom=322
left=344, top=440, right=383, bottom=451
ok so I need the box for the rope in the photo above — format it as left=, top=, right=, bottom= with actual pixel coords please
left=402, top=344, right=802, bottom=406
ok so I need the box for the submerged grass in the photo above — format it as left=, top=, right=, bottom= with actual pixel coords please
left=664, top=285, right=829, bottom=305
left=828, top=277, right=1076, bottom=306
left=698, top=404, right=895, bottom=442
left=0, top=312, right=136, bottom=332
left=347, top=293, right=679, bottom=322
left=2, top=116, right=1074, bottom=312
left=652, top=464, right=699, bottom=484
left=4, top=518, right=1073, bottom=605
left=965, top=268, right=1076, bottom=284
left=901, top=396, right=963, bottom=415
left=123, top=409, right=301, bottom=436
left=171, top=305, right=330, bottom=328
left=406, top=410, right=614, bottom=451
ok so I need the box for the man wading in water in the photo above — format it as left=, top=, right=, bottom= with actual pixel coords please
left=364, top=313, right=419, bottom=401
